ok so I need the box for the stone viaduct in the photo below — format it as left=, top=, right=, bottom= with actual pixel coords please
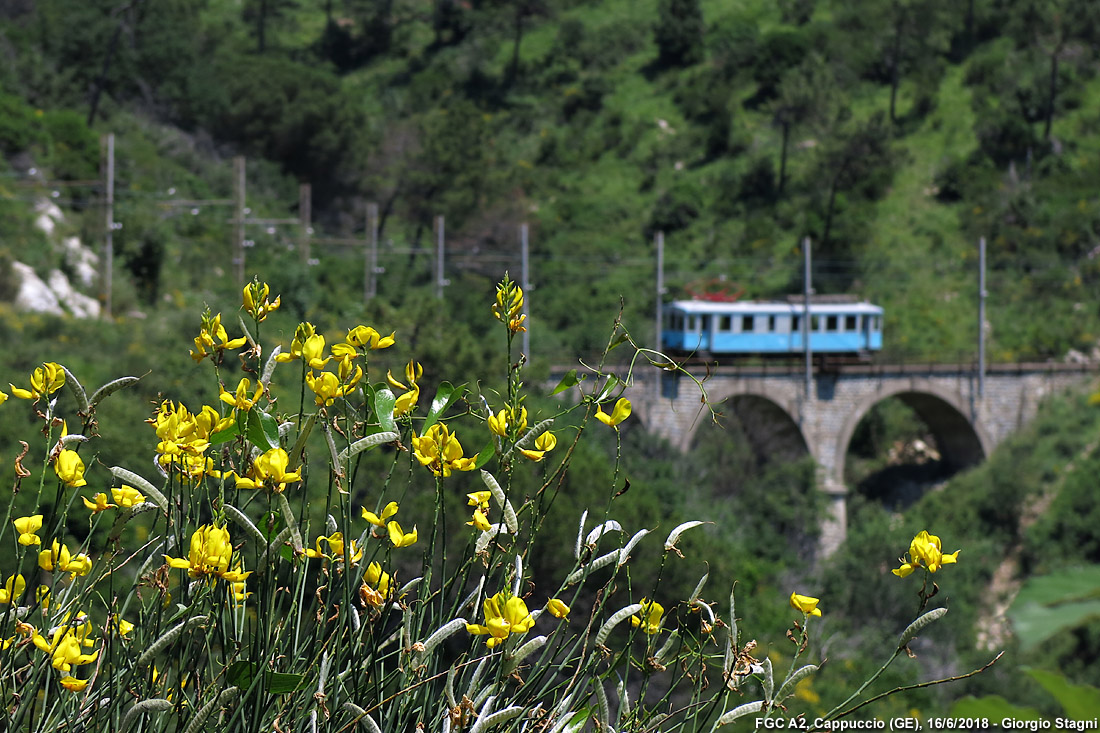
left=624, top=362, right=1096, bottom=554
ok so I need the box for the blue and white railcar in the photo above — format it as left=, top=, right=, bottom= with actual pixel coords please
left=662, top=300, right=884, bottom=355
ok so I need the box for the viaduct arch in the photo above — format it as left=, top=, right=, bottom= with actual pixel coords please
left=624, top=363, right=1094, bottom=554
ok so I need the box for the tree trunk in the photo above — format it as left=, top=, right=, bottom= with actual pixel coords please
left=888, top=10, right=904, bottom=124
left=1043, top=49, right=1059, bottom=140
left=778, top=120, right=790, bottom=196
left=257, top=0, right=267, bottom=52
left=507, top=3, right=523, bottom=86
left=87, top=19, right=126, bottom=126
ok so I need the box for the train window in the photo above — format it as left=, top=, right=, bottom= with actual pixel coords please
left=845, top=315, right=857, bottom=331
left=767, top=315, right=776, bottom=331
left=742, top=315, right=754, bottom=333
left=701, top=315, right=711, bottom=332
left=792, top=315, right=801, bottom=332
left=719, top=315, right=731, bottom=331
left=812, top=315, right=821, bottom=331
left=826, top=315, right=838, bottom=332
left=688, top=315, right=697, bottom=331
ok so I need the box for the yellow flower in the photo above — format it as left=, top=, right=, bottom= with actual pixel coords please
left=148, top=401, right=227, bottom=479
left=488, top=406, right=528, bottom=439
left=520, top=431, right=557, bottom=462
left=892, top=530, right=960, bottom=577
left=109, top=615, right=135, bottom=637
left=164, top=524, right=251, bottom=581
left=466, top=591, right=535, bottom=648
left=0, top=388, right=7, bottom=405
left=9, top=362, right=66, bottom=400
left=306, top=367, right=362, bottom=407
left=0, top=574, right=25, bottom=604
left=37, top=585, right=51, bottom=609
left=388, top=361, right=422, bottom=417
left=304, top=532, right=362, bottom=563
left=60, top=676, right=89, bottom=692
left=243, top=279, right=281, bottom=322
left=362, top=501, right=399, bottom=527
left=411, top=424, right=478, bottom=477
left=547, top=598, right=570, bottom=619
left=347, top=325, right=396, bottom=350
left=631, top=598, right=664, bottom=634
left=14, top=514, right=43, bottom=546
left=111, top=485, right=145, bottom=508
left=467, top=509, right=492, bottom=532
left=275, top=322, right=317, bottom=363
left=82, top=493, right=116, bottom=513
left=54, top=448, right=87, bottom=487
left=33, top=617, right=98, bottom=673
left=492, top=279, right=525, bottom=334
left=39, top=540, right=93, bottom=579
left=467, top=491, right=491, bottom=510
left=789, top=592, right=822, bottom=617
left=595, top=398, right=632, bottom=427
left=387, top=521, right=418, bottom=548
left=360, top=562, right=391, bottom=608
left=190, top=311, right=247, bottom=363
left=234, top=448, right=302, bottom=492
left=219, top=377, right=263, bottom=411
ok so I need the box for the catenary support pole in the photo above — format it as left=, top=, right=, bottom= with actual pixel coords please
left=655, top=230, right=666, bottom=401
left=233, top=156, right=246, bottom=287
left=434, top=215, right=446, bottom=299
left=520, top=223, right=531, bottom=358
left=102, top=133, right=114, bottom=319
left=978, top=236, right=987, bottom=398
left=299, top=183, right=311, bottom=266
left=803, top=236, right=813, bottom=400
left=366, top=202, right=379, bottom=302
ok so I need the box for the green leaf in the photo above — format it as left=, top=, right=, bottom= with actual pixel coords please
left=1027, top=668, right=1100, bottom=718
left=474, top=439, right=496, bottom=469
left=1008, top=566, right=1100, bottom=651
left=594, top=375, right=621, bottom=403
left=246, top=410, right=280, bottom=452
left=266, top=672, right=307, bottom=694
left=373, top=387, right=397, bottom=434
left=950, top=694, right=1042, bottom=720
left=226, top=661, right=259, bottom=690
left=608, top=332, right=630, bottom=351
left=550, top=369, right=581, bottom=396
left=422, top=382, right=466, bottom=432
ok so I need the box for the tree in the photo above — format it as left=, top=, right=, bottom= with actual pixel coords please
left=833, top=0, right=951, bottom=124
left=813, top=112, right=900, bottom=249
left=767, top=55, right=836, bottom=196
left=654, top=0, right=704, bottom=69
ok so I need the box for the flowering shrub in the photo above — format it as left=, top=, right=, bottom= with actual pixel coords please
left=0, top=276, right=995, bottom=731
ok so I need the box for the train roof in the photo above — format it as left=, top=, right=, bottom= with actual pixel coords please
left=665, top=299, right=883, bottom=315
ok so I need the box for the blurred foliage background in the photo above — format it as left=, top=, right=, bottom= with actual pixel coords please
left=2, top=0, right=1100, bottom=718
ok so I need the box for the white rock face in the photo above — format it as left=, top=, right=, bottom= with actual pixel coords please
left=34, top=200, right=64, bottom=236
left=61, top=236, right=99, bottom=288
left=9, top=197, right=103, bottom=319
left=12, top=261, right=64, bottom=316
left=48, top=269, right=101, bottom=319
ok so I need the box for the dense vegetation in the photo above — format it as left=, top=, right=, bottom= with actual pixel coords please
left=2, top=0, right=1100, bottom=721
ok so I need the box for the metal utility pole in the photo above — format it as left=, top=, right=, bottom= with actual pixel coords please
left=655, top=231, right=665, bottom=352
left=233, top=156, right=246, bottom=287
left=434, top=215, right=446, bottom=299
left=655, top=231, right=666, bottom=401
left=102, top=133, right=115, bottom=319
left=520, top=223, right=530, bottom=357
left=366, top=202, right=380, bottom=302
left=803, top=236, right=813, bottom=399
left=978, top=236, right=987, bottom=398
left=299, top=183, right=311, bottom=265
